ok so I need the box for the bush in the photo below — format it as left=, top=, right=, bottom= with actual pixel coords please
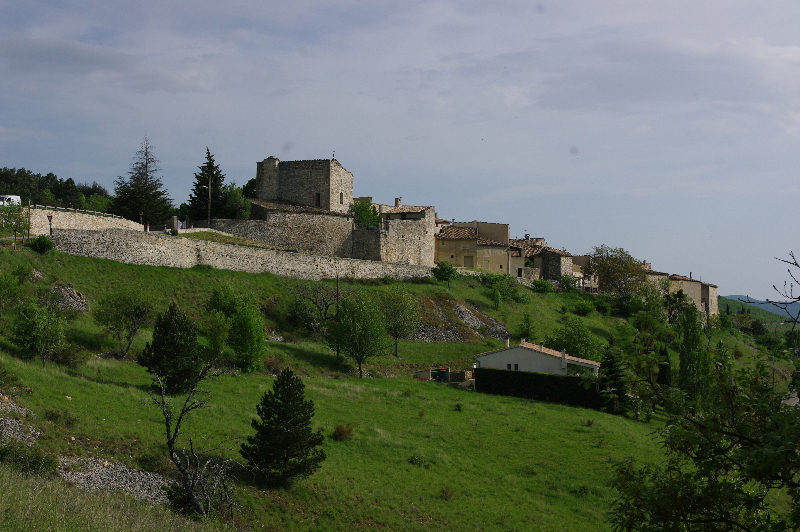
left=28, top=235, right=54, bottom=254
left=330, top=425, right=353, bottom=441
left=574, top=300, right=595, bottom=317
left=593, top=296, right=612, bottom=315
left=0, top=442, right=58, bottom=475
left=44, top=408, right=78, bottom=428
left=481, top=273, right=527, bottom=303
left=557, top=274, right=578, bottom=293
left=51, top=343, right=90, bottom=369
left=531, top=279, right=553, bottom=293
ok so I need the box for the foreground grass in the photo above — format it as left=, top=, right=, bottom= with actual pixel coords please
left=0, top=351, right=663, bottom=531
left=0, top=465, right=225, bottom=532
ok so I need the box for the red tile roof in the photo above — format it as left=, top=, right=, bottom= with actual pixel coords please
left=437, top=226, right=477, bottom=239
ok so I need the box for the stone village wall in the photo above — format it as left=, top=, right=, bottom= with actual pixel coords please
left=27, top=208, right=142, bottom=235
left=200, top=213, right=436, bottom=267
left=50, top=229, right=432, bottom=281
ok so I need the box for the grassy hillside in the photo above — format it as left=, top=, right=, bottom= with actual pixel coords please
left=0, top=243, right=786, bottom=530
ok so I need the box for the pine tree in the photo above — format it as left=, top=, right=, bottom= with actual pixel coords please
left=187, top=148, right=226, bottom=222
left=138, top=302, right=201, bottom=395
left=240, top=369, right=326, bottom=487
left=112, top=136, right=173, bottom=225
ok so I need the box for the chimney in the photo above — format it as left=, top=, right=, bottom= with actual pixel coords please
left=561, top=349, right=566, bottom=370
left=525, top=234, right=530, bottom=239
left=395, top=197, right=402, bottom=207
left=690, top=272, right=692, bottom=280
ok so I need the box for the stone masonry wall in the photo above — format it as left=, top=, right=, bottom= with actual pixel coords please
left=50, top=229, right=432, bottom=281
left=379, top=216, right=435, bottom=266
left=540, top=250, right=573, bottom=280
left=28, top=208, right=141, bottom=235
left=206, top=214, right=354, bottom=256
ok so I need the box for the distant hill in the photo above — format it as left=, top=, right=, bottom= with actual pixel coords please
left=721, top=295, right=799, bottom=323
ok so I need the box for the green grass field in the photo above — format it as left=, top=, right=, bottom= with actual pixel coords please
left=0, top=244, right=788, bottom=530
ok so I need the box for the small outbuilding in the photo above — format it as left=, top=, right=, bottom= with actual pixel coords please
left=474, top=340, right=600, bottom=376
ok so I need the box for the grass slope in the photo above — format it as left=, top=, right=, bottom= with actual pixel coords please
left=0, top=352, right=661, bottom=531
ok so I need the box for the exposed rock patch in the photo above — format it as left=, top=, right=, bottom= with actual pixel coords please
left=47, top=284, right=89, bottom=312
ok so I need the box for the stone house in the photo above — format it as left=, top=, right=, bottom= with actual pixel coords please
left=435, top=225, right=525, bottom=275
left=474, top=340, right=600, bottom=376
left=645, top=270, right=719, bottom=316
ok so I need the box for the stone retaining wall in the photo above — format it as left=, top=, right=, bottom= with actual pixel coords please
left=28, top=208, right=141, bottom=235
left=51, top=229, right=432, bottom=281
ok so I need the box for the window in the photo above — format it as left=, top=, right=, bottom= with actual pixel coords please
left=451, top=255, right=454, bottom=258
left=514, top=364, right=518, bottom=370
left=507, top=364, right=511, bottom=370
left=500, top=264, right=503, bottom=269
left=340, top=192, right=343, bottom=204
left=315, top=193, right=321, bottom=207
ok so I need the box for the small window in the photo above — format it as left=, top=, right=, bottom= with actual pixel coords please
left=507, top=364, right=512, bottom=370
left=500, top=264, right=503, bottom=269
left=315, top=193, right=321, bottom=207
left=450, top=255, right=454, bottom=258
left=340, top=192, right=343, bottom=204
left=514, top=364, right=519, bottom=370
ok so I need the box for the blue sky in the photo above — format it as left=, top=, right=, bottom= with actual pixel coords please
left=2, top=1, right=799, bottom=299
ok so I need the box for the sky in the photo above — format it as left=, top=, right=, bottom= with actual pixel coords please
left=1, top=1, right=799, bottom=300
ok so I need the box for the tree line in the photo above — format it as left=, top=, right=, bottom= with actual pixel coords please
left=1, top=136, right=256, bottom=226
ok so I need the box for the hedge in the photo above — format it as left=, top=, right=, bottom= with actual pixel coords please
left=474, top=367, right=605, bottom=410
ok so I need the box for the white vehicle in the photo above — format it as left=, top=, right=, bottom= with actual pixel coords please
left=0, top=195, right=21, bottom=206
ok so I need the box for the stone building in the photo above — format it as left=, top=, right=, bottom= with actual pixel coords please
left=435, top=224, right=525, bottom=275
left=256, top=157, right=353, bottom=214
left=219, top=156, right=438, bottom=266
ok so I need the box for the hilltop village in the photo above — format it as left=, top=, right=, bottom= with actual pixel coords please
left=221, top=155, right=719, bottom=316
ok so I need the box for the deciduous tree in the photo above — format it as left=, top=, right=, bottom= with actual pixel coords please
left=326, top=291, right=389, bottom=377
left=239, top=368, right=325, bottom=487
left=93, top=287, right=155, bottom=358
left=381, top=285, right=421, bottom=357
left=12, top=302, right=66, bottom=368
left=582, top=245, right=649, bottom=298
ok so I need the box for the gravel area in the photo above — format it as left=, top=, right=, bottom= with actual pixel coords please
left=1, top=391, right=173, bottom=506
left=58, top=457, right=173, bottom=506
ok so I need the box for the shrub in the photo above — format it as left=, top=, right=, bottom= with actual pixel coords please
left=28, top=235, right=54, bottom=254
left=51, top=343, right=90, bottom=369
left=531, top=279, right=553, bottom=293
left=331, top=425, right=353, bottom=441
left=44, top=408, right=78, bottom=428
left=593, top=296, right=612, bottom=315
left=574, top=300, right=595, bottom=317
left=0, top=442, right=58, bottom=475
left=440, top=485, right=454, bottom=501
left=408, top=454, right=425, bottom=466
left=138, top=302, right=202, bottom=395
left=557, top=274, right=578, bottom=292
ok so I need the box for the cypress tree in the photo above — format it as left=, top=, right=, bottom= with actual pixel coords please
left=599, top=346, right=628, bottom=414
left=240, top=369, right=325, bottom=487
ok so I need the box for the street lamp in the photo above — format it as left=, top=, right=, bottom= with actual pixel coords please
left=47, top=214, right=53, bottom=236
left=139, top=212, right=143, bottom=225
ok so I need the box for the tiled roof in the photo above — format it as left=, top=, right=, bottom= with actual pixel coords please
left=382, top=205, right=430, bottom=214
left=477, top=237, right=508, bottom=247
left=669, top=274, right=693, bottom=282
left=437, top=226, right=477, bottom=239
left=247, top=198, right=349, bottom=217
left=542, top=247, right=572, bottom=257
left=474, top=342, right=600, bottom=368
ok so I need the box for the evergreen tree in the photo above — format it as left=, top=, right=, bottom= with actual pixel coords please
left=656, top=345, right=672, bottom=387
left=187, top=148, right=226, bottom=222
left=599, top=346, right=628, bottom=414
left=240, top=368, right=326, bottom=487
left=139, top=302, right=201, bottom=395
left=112, top=136, right=173, bottom=225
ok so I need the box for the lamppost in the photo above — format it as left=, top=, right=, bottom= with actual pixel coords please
left=139, top=212, right=143, bottom=225
left=47, top=214, right=53, bottom=236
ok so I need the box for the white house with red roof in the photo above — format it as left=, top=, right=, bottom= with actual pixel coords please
left=474, top=340, right=600, bottom=375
